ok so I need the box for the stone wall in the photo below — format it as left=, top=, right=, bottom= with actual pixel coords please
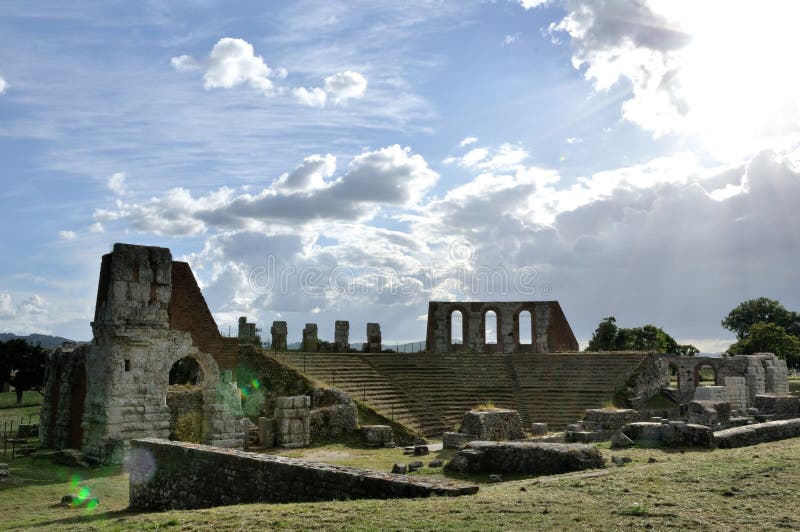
left=128, top=438, right=478, bottom=510
left=270, top=321, right=287, bottom=351
left=166, top=387, right=204, bottom=442
left=715, top=419, right=800, bottom=448
left=366, top=323, right=381, bottom=353
left=334, top=321, right=350, bottom=352
left=302, top=323, right=318, bottom=353
left=274, top=395, right=311, bottom=448
left=425, top=301, right=578, bottom=353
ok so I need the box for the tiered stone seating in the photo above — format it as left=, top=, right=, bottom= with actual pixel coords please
left=277, top=352, right=647, bottom=436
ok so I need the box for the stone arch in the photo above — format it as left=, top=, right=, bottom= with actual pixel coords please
left=513, top=304, right=537, bottom=353
left=446, top=304, right=470, bottom=352
left=694, top=362, right=718, bottom=387
left=480, top=305, right=502, bottom=353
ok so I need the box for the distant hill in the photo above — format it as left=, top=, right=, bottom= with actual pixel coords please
left=0, top=333, right=82, bottom=349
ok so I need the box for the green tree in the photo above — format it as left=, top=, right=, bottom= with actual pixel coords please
left=727, top=322, right=800, bottom=368
left=586, top=316, right=619, bottom=351
left=722, top=297, right=800, bottom=338
left=0, top=339, right=48, bottom=403
left=586, top=317, right=697, bottom=355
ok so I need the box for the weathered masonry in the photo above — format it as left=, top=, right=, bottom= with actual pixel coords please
left=425, top=301, right=579, bottom=353
left=40, top=243, right=244, bottom=462
left=128, top=438, right=478, bottom=510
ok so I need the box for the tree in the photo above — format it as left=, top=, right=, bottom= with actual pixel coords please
left=586, top=317, right=697, bottom=355
left=0, top=339, right=48, bottom=403
left=728, top=322, right=800, bottom=368
left=722, top=297, right=800, bottom=339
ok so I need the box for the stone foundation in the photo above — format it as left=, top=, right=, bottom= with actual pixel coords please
left=622, top=421, right=715, bottom=448
left=446, top=441, right=605, bottom=475
left=443, top=431, right=474, bottom=449
left=309, top=388, right=358, bottom=440
left=361, top=425, right=395, bottom=447
left=715, top=419, right=800, bottom=448
left=274, top=395, right=311, bottom=448
left=128, top=438, right=478, bottom=510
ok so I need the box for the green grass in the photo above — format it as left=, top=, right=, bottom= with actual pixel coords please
left=0, top=391, right=43, bottom=409
left=3, top=438, right=800, bottom=530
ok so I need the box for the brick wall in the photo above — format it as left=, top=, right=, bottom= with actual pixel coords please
left=168, top=261, right=238, bottom=372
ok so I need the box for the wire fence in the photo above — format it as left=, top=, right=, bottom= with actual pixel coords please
left=0, top=412, right=40, bottom=461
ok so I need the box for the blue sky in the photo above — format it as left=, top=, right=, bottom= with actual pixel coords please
left=1, top=0, right=800, bottom=351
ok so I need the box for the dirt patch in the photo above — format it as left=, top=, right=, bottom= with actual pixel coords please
left=300, top=450, right=355, bottom=462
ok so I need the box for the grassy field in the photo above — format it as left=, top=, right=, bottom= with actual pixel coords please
left=2, top=437, right=800, bottom=530
left=0, top=391, right=43, bottom=410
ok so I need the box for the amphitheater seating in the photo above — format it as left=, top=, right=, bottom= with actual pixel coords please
left=277, top=352, right=647, bottom=437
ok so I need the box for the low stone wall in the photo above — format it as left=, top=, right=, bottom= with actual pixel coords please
left=443, top=431, right=474, bottom=449
left=753, top=395, right=800, bottom=419
left=128, top=438, right=478, bottom=510
left=622, top=421, right=715, bottom=448
left=274, top=395, right=310, bottom=448
left=446, top=441, right=605, bottom=475
left=715, top=419, right=800, bottom=449
left=460, top=409, right=525, bottom=441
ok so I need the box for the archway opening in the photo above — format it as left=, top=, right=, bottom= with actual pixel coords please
left=484, top=310, right=498, bottom=345
left=519, top=310, right=533, bottom=346
left=668, top=364, right=680, bottom=388
left=167, top=357, right=205, bottom=443
left=450, top=310, right=463, bottom=346
left=696, top=363, right=716, bottom=387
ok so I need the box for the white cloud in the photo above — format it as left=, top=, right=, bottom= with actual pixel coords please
left=459, top=136, right=478, bottom=147
left=274, top=154, right=336, bottom=191
left=519, top=0, right=549, bottom=8
left=58, top=230, right=76, bottom=240
left=502, top=33, right=521, bottom=46
left=0, top=293, right=15, bottom=318
left=323, top=71, right=368, bottom=104
left=108, top=171, right=126, bottom=195
left=565, top=137, right=582, bottom=144
left=543, top=1, right=800, bottom=152
left=89, top=222, right=104, bottom=233
left=172, top=37, right=276, bottom=94
left=0, top=76, right=7, bottom=94
left=292, top=86, right=327, bottom=108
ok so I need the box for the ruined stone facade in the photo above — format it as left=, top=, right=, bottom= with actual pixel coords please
left=658, top=353, right=789, bottom=408
left=270, top=321, right=287, bottom=351
left=425, top=301, right=579, bottom=353
left=39, top=243, right=244, bottom=461
left=334, top=320, right=350, bottom=352
left=366, top=322, right=381, bottom=353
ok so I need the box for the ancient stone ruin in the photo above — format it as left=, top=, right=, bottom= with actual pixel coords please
left=334, top=320, right=350, bottom=352
left=425, top=301, right=579, bottom=353
left=39, top=243, right=245, bottom=462
left=237, top=316, right=258, bottom=344
left=302, top=323, right=318, bottom=352
left=366, top=322, right=382, bottom=352
left=270, top=320, right=288, bottom=351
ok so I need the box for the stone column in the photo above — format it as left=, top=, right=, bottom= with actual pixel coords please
left=367, top=323, right=381, bottom=353
left=334, top=321, right=350, bottom=352
left=270, top=321, right=287, bottom=351
left=302, top=323, right=318, bottom=353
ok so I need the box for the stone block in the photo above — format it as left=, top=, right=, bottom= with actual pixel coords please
left=460, top=409, right=525, bottom=441
left=529, top=423, right=548, bottom=436
left=361, top=425, right=394, bottom=447
left=582, top=408, right=640, bottom=431
left=446, top=441, right=605, bottom=475
left=258, top=417, right=276, bottom=448
left=443, top=432, right=473, bottom=449
left=693, top=386, right=727, bottom=402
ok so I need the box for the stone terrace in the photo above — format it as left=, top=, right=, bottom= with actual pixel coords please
left=277, top=352, right=647, bottom=435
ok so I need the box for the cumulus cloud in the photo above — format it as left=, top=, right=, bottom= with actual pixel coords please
left=108, top=172, right=126, bottom=195
left=0, top=75, right=7, bottom=94
left=459, top=136, right=478, bottom=147
left=0, top=293, right=47, bottom=320
left=58, top=230, right=76, bottom=240
left=502, top=33, right=521, bottom=46
left=172, top=37, right=278, bottom=94
left=93, top=145, right=437, bottom=235
left=541, top=1, right=800, bottom=149
left=519, top=0, right=549, bottom=8
left=292, top=86, right=327, bottom=108
left=324, top=71, right=368, bottom=104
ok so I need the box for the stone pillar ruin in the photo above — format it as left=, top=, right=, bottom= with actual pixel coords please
left=302, top=323, right=318, bottom=352
left=274, top=395, right=311, bottom=448
left=367, top=323, right=382, bottom=353
left=270, top=321, right=288, bottom=351
left=334, top=320, right=350, bottom=352
left=237, top=316, right=258, bottom=344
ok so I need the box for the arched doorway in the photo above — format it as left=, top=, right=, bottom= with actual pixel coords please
left=668, top=364, right=680, bottom=388
left=447, top=307, right=468, bottom=352
left=68, top=363, right=86, bottom=449
left=483, top=309, right=499, bottom=353
left=516, top=309, right=534, bottom=353
left=695, top=363, right=716, bottom=387
left=167, top=356, right=205, bottom=442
